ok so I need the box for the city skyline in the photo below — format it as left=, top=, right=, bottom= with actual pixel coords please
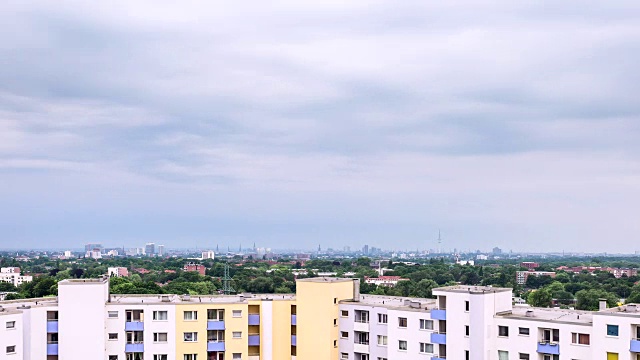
left=1, top=2, right=639, bottom=252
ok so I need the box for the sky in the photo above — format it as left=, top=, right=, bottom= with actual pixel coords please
left=1, top=1, right=639, bottom=252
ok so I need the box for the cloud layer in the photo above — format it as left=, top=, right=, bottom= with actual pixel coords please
left=1, top=1, right=639, bottom=252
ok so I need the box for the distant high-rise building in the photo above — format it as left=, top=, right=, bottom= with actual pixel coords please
left=201, top=250, right=215, bottom=260
left=84, top=243, right=103, bottom=252
left=363, top=245, right=369, bottom=255
left=145, top=243, right=156, bottom=256
left=157, top=245, right=165, bottom=256
left=492, top=247, right=502, bottom=255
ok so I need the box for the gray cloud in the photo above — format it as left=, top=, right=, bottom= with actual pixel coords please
left=1, top=1, right=639, bottom=251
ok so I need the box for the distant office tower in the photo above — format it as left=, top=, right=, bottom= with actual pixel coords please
left=492, top=246, right=503, bottom=255
left=84, top=243, right=103, bottom=252
left=63, top=251, right=73, bottom=258
left=363, top=244, right=369, bottom=255
left=201, top=250, right=215, bottom=260
left=145, top=243, right=155, bottom=256
left=157, top=245, right=165, bottom=256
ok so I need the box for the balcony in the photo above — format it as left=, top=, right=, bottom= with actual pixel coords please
left=431, top=309, right=447, bottom=321
left=431, top=356, right=446, bottom=360
left=125, top=343, right=144, bottom=353
left=291, top=314, right=297, bottom=326
left=353, top=343, right=369, bottom=354
left=46, top=343, right=58, bottom=356
left=47, top=321, right=59, bottom=333
left=631, top=338, right=640, bottom=353
left=353, top=321, right=369, bottom=332
left=430, top=332, right=447, bottom=344
left=291, top=335, right=297, bottom=346
left=207, top=321, right=225, bottom=331
left=249, top=334, right=260, bottom=346
left=248, top=356, right=260, bottom=360
left=207, top=341, right=226, bottom=352
left=537, top=342, right=560, bottom=355
left=249, top=314, right=260, bottom=326
left=125, top=322, right=144, bottom=331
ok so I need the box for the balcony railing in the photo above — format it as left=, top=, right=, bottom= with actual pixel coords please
left=431, top=309, right=447, bottom=321
left=46, top=343, right=58, bottom=356
left=291, top=314, right=297, bottom=326
left=125, top=321, right=144, bottom=331
left=207, top=320, right=225, bottom=331
left=249, top=314, right=260, bottom=325
left=631, top=338, right=640, bottom=353
left=291, top=335, right=297, bottom=346
left=249, top=334, right=260, bottom=346
left=47, top=321, right=59, bottom=333
left=207, top=341, right=226, bottom=352
left=430, top=332, right=447, bottom=344
left=125, top=343, right=144, bottom=353
left=354, top=341, right=370, bottom=345
left=537, top=342, right=560, bottom=355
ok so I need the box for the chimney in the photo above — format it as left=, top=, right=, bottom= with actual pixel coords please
left=525, top=310, right=534, bottom=317
left=599, top=299, right=607, bottom=311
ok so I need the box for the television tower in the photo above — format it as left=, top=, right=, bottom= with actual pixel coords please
left=438, top=230, right=442, bottom=254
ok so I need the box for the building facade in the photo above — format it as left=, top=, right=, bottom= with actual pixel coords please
left=2, top=280, right=640, bottom=360
left=0, top=267, right=33, bottom=287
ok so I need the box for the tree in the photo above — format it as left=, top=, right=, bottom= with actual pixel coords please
left=575, top=289, right=619, bottom=311
left=528, top=288, right=552, bottom=308
left=0, top=282, right=17, bottom=292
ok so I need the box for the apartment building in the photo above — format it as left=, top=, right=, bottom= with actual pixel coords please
left=2, top=279, right=640, bottom=360
left=0, top=267, right=33, bottom=287
left=516, top=271, right=557, bottom=285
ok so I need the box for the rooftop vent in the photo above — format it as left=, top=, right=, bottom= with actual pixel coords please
left=17, top=305, right=31, bottom=309
left=525, top=310, right=534, bottom=317
left=161, top=295, right=171, bottom=302
left=403, top=299, right=411, bottom=306
left=182, top=295, right=191, bottom=301
left=409, top=301, right=421, bottom=309
left=627, top=304, right=637, bottom=313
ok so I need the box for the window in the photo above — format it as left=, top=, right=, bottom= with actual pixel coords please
left=340, top=331, right=348, bottom=339
left=6, top=346, right=16, bottom=354
left=232, top=310, right=242, bottom=318
left=498, top=350, right=509, bottom=360
left=183, top=332, right=198, bottom=342
left=465, top=325, right=470, bottom=336
left=108, top=333, right=118, bottom=340
left=208, top=309, right=225, bottom=321
left=126, top=353, right=143, bottom=360
left=378, top=358, right=387, bottom=360
left=154, top=356, right=168, bottom=360
left=232, top=354, right=241, bottom=360
left=606, top=353, right=618, bottom=360
left=419, top=343, right=433, bottom=354
left=377, top=335, right=387, bottom=346
left=519, top=327, right=529, bottom=335
left=6, top=321, right=15, bottom=329
left=419, top=319, right=433, bottom=330
left=334, top=298, right=337, bottom=304
left=109, top=356, right=118, bottom=360
left=466, top=350, right=470, bottom=360
left=542, top=328, right=560, bottom=342
left=183, top=311, right=197, bottom=321
left=519, top=354, right=530, bottom=360
left=378, top=313, right=388, bottom=324
left=334, top=340, right=337, bottom=347
left=398, top=340, right=407, bottom=351
left=356, top=355, right=369, bottom=360
left=153, top=311, right=168, bottom=321
left=108, top=311, right=119, bottom=318
left=154, top=333, right=168, bottom=343
left=465, top=301, right=470, bottom=311
left=498, top=326, right=509, bottom=337
left=607, top=325, right=619, bottom=337
left=541, top=356, right=559, bottom=360
left=571, top=332, right=590, bottom=345
left=341, top=353, right=348, bottom=360
left=341, top=310, right=348, bottom=317
left=398, top=317, right=407, bottom=328
left=184, top=355, right=197, bottom=360
left=334, top=318, right=337, bottom=326
left=355, top=332, right=369, bottom=345
left=232, top=331, right=242, bottom=339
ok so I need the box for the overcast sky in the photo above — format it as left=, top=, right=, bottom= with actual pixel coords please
left=1, top=1, right=639, bottom=252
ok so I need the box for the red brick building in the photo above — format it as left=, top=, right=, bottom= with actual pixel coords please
left=183, top=263, right=206, bottom=276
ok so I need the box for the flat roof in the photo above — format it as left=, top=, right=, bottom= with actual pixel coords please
left=341, top=294, right=437, bottom=312
left=595, top=304, right=640, bottom=318
left=497, top=305, right=593, bottom=325
left=59, top=278, right=108, bottom=285
left=108, top=293, right=296, bottom=305
left=433, top=285, right=512, bottom=294
left=296, top=277, right=356, bottom=283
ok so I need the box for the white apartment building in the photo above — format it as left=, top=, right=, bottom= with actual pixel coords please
left=0, top=267, right=33, bottom=287
left=339, top=285, right=640, bottom=360
left=3, top=280, right=640, bottom=360
left=201, top=251, right=215, bottom=260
